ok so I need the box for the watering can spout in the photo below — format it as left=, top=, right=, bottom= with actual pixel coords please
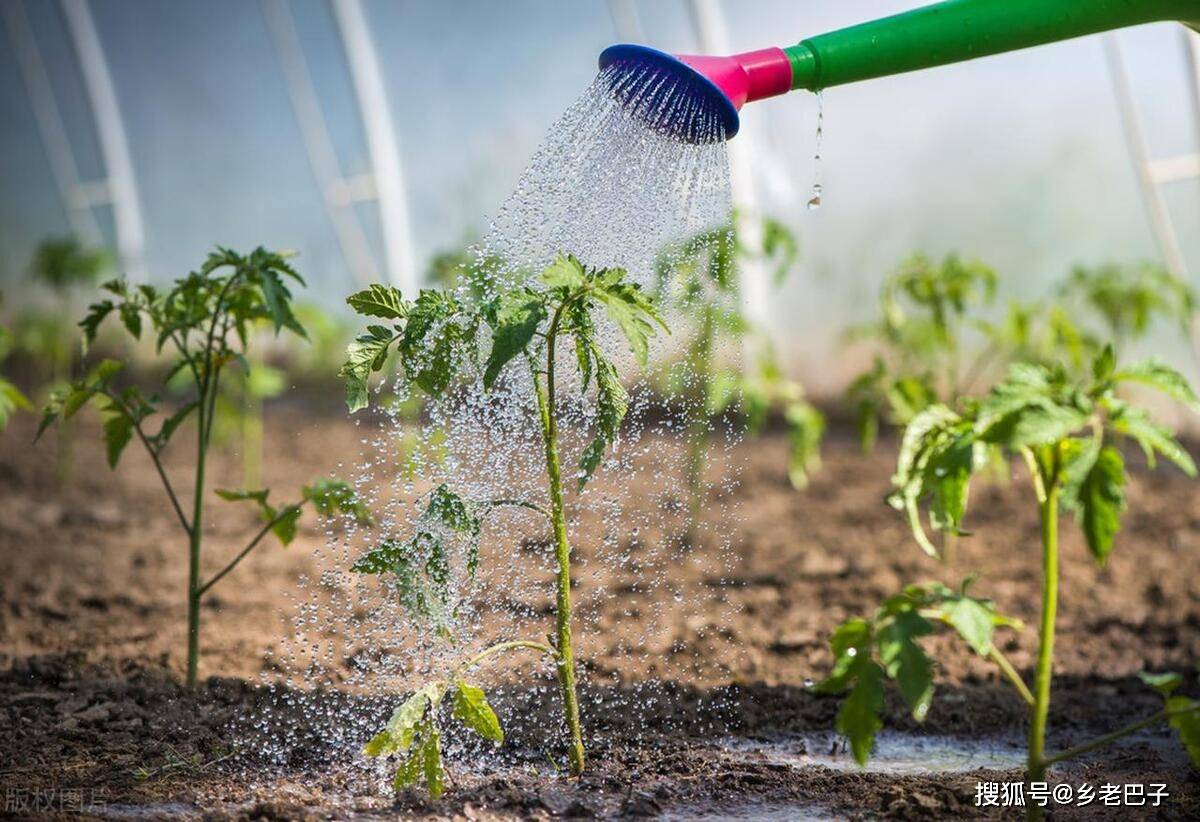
left=598, top=0, right=1200, bottom=143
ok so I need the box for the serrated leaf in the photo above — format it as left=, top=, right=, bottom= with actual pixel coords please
left=579, top=353, right=627, bottom=489
left=815, top=617, right=872, bottom=694
left=453, top=681, right=503, bottom=743
left=0, top=378, right=30, bottom=431
left=1138, top=671, right=1183, bottom=698
left=302, top=477, right=372, bottom=524
left=940, top=597, right=996, bottom=656
left=99, top=400, right=134, bottom=469
left=347, top=284, right=408, bottom=319
left=351, top=538, right=406, bottom=574
left=595, top=278, right=666, bottom=366
left=422, top=724, right=444, bottom=798
left=155, top=399, right=198, bottom=449
left=363, top=730, right=393, bottom=757
left=979, top=401, right=1087, bottom=448
left=259, top=266, right=307, bottom=339
left=1110, top=407, right=1196, bottom=476
left=340, top=325, right=396, bottom=412
left=837, top=658, right=885, bottom=766
left=424, top=484, right=480, bottom=534
left=876, top=610, right=934, bottom=721
left=483, top=289, right=545, bottom=389
left=79, top=300, right=114, bottom=352
left=540, top=253, right=587, bottom=290
left=270, top=505, right=301, bottom=546
left=1113, top=359, right=1200, bottom=410
left=1074, top=446, right=1126, bottom=565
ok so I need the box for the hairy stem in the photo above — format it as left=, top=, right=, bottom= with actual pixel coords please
left=988, top=647, right=1035, bottom=707
left=104, top=388, right=192, bottom=536
left=1042, top=704, right=1200, bottom=767
left=535, top=303, right=586, bottom=776
left=1026, top=484, right=1059, bottom=821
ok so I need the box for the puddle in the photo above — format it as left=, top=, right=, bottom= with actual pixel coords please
left=721, top=731, right=1026, bottom=775
left=664, top=800, right=838, bottom=821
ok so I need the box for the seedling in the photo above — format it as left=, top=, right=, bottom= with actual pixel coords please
left=1060, top=262, right=1195, bottom=356
left=847, top=252, right=996, bottom=453
left=341, top=253, right=666, bottom=791
left=19, top=238, right=110, bottom=476
left=654, top=217, right=822, bottom=532
left=0, top=300, right=30, bottom=432
left=36, top=247, right=371, bottom=688
left=819, top=347, right=1200, bottom=819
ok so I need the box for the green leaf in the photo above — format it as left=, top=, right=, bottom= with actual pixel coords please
left=399, top=290, right=466, bottom=395
left=1112, top=359, right=1200, bottom=410
left=1092, top=344, right=1115, bottom=382
left=270, top=505, right=302, bottom=546
left=302, top=478, right=372, bottom=524
left=421, top=724, right=444, bottom=798
left=351, top=538, right=406, bottom=574
left=453, top=680, right=503, bottom=743
left=215, top=488, right=270, bottom=505
left=1110, top=406, right=1196, bottom=476
left=363, top=730, right=393, bottom=757
left=340, top=325, right=397, bottom=412
left=578, top=353, right=627, bottom=489
left=815, top=617, right=872, bottom=694
left=483, top=289, right=545, bottom=389
left=99, top=399, right=134, bottom=469
left=595, top=276, right=667, bottom=366
left=347, top=284, right=408, bottom=319
left=154, top=400, right=198, bottom=449
left=785, top=400, right=825, bottom=490
left=424, top=484, right=480, bottom=535
left=118, top=302, right=142, bottom=339
left=837, top=658, right=885, bottom=766
left=258, top=266, right=307, bottom=339
left=1138, top=671, right=1183, bottom=698
left=365, top=684, right=439, bottom=759
left=1072, top=446, right=1126, bottom=565
left=876, top=610, right=934, bottom=721
left=1166, top=696, right=1200, bottom=769
left=540, top=253, right=587, bottom=291
left=79, top=300, right=114, bottom=352
left=0, top=378, right=31, bottom=431
left=393, top=749, right=423, bottom=792
left=940, top=597, right=997, bottom=656
left=978, top=401, right=1087, bottom=449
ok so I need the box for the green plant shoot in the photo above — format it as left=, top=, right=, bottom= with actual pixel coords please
left=341, top=252, right=667, bottom=790
left=35, top=247, right=372, bottom=688
left=0, top=300, right=31, bottom=432
left=820, top=346, right=1200, bottom=820
left=654, top=217, right=822, bottom=534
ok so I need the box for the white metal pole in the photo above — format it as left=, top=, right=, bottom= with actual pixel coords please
left=262, top=0, right=381, bottom=288
left=606, top=0, right=644, bottom=43
left=686, top=0, right=771, bottom=336
left=59, top=0, right=146, bottom=280
left=329, top=0, right=417, bottom=293
left=1103, top=33, right=1188, bottom=278
left=3, top=0, right=103, bottom=245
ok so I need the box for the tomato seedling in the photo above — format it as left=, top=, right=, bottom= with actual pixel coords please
left=654, top=218, right=822, bottom=533
left=341, top=253, right=666, bottom=791
left=36, top=247, right=372, bottom=688
left=819, top=346, right=1200, bottom=819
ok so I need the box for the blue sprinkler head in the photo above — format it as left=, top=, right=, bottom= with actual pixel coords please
left=597, top=43, right=740, bottom=144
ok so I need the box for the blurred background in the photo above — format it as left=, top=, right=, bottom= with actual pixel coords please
left=1, top=0, right=1198, bottom=397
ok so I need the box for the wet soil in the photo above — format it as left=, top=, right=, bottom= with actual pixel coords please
left=1, top=407, right=1198, bottom=818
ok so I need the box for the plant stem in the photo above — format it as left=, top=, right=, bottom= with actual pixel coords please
left=1026, top=485, right=1059, bottom=821
left=534, top=305, right=586, bottom=777
left=988, top=647, right=1035, bottom=707
left=186, top=392, right=208, bottom=690
left=459, top=640, right=557, bottom=675
left=1042, top=704, right=1200, bottom=767
left=196, top=504, right=302, bottom=597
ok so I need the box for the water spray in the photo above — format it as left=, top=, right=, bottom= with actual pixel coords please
left=599, top=0, right=1200, bottom=143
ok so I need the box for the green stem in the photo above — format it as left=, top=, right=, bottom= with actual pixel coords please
left=196, top=503, right=303, bottom=597
left=1042, top=704, right=1200, bottom=767
left=534, top=303, right=586, bottom=777
left=988, top=647, right=1035, bottom=707
left=1026, top=485, right=1059, bottom=820
left=186, top=390, right=208, bottom=690
left=458, top=640, right=558, bottom=676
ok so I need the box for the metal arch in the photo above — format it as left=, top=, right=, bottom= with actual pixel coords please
left=329, top=0, right=418, bottom=293
left=2, top=0, right=103, bottom=245
left=59, top=0, right=146, bottom=280
left=261, top=0, right=382, bottom=288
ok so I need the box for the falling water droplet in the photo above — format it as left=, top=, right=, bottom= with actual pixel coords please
left=804, top=678, right=815, bottom=688
left=807, top=90, right=824, bottom=211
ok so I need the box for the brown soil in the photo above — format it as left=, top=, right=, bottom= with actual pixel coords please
left=1, top=407, right=1198, bottom=819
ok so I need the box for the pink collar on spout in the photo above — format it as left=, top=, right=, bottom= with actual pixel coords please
left=674, top=47, right=793, bottom=110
